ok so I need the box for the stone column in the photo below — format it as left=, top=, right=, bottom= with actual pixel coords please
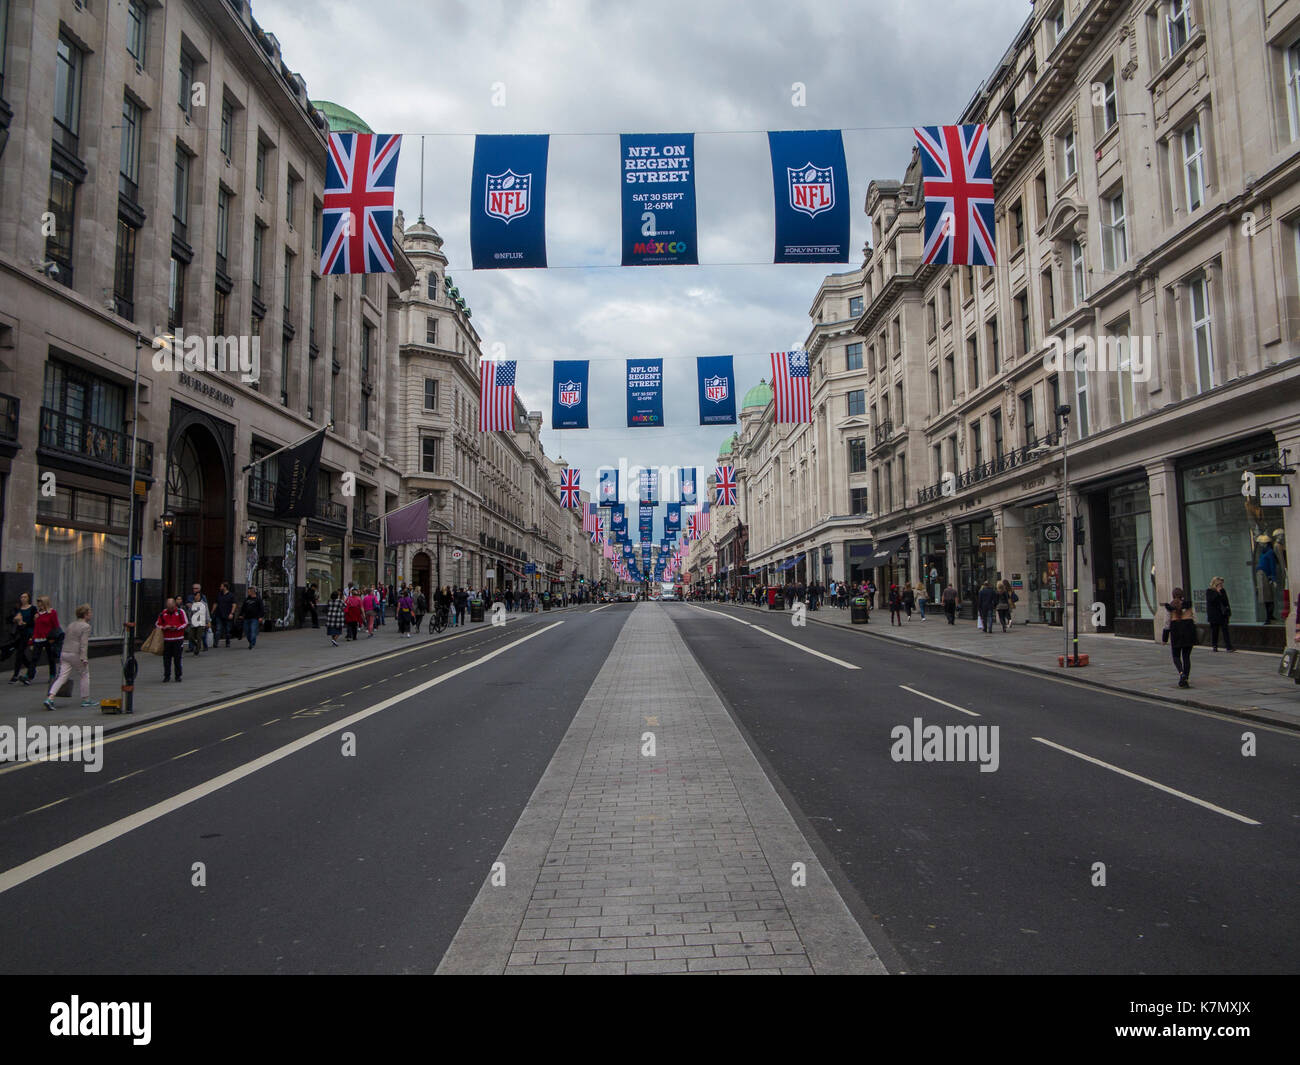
left=1146, top=457, right=1183, bottom=642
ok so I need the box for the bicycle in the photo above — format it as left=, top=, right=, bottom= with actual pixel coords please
left=428, top=606, right=449, bottom=634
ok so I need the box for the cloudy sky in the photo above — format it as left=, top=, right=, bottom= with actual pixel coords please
left=257, top=0, right=1030, bottom=528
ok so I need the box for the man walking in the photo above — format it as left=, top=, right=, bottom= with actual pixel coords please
left=240, top=586, right=265, bottom=649
left=942, top=583, right=959, bottom=625
left=977, top=580, right=997, bottom=636
left=213, top=582, right=235, bottom=648
left=156, top=597, right=187, bottom=682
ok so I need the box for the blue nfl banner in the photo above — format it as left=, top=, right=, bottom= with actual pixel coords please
left=620, top=133, right=698, bottom=266
left=639, top=468, right=659, bottom=505
left=471, top=135, right=549, bottom=270
left=679, top=467, right=698, bottom=506
left=627, top=359, right=665, bottom=427
left=610, top=502, right=627, bottom=534
left=696, top=355, right=737, bottom=426
left=665, top=502, right=681, bottom=533
left=598, top=468, right=619, bottom=505
left=639, top=503, right=654, bottom=537
left=551, top=360, right=589, bottom=429
left=768, top=130, right=850, bottom=264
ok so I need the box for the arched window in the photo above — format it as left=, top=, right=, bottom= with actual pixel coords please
left=167, top=434, right=203, bottom=510
left=426, top=272, right=438, bottom=300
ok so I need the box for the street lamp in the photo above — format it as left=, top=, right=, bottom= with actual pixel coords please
left=1032, top=406, right=1077, bottom=665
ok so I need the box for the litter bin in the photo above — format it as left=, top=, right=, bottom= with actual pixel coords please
left=851, top=597, right=870, bottom=624
left=542, top=593, right=551, bottom=611
left=469, top=598, right=484, bottom=623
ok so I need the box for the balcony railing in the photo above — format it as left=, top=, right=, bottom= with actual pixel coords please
left=353, top=508, right=378, bottom=534
left=0, top=393, right=19, bottom=444
left=248, top=476, right=276, bottom=508
left=872, top=418, right=894, bottom=447
left=915, top=431, right=1063, bottom=504
left=316, top=497, right=347, bottom=525
left=40, top=406, right=154, bottom=475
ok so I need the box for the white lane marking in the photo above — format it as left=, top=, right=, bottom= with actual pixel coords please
left=0, top=622, right=503, bottom=776
left=688, top=604, right=859, bottom=670
left=589, top=604, right=612, bottom=614
left=1032, top=736, right=1261, bottom=826
left=899, top=685, right=981, bottom=717
left=0, top=621, right=567, bottom=897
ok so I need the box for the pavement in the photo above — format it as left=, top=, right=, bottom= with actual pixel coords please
left=438, top=603, right=886, bottom=974
left=730, top=599, right=1300, bottom=729
left=0, top=605, right=572, bottom=740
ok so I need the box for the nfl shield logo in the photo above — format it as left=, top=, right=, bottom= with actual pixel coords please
left=486, top=170, right=531, bottom=224
left=704, top=376, right=729, bottom=403
left=558, top=381, right=581, bottom=407
left=683, top=480, right=694, bottom=495
left=788, top=163, right=834, bottom=219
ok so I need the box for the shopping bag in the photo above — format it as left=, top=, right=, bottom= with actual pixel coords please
left=977, top=615, right=984, bottom=631
left=141, top=627, right=164, bottom=655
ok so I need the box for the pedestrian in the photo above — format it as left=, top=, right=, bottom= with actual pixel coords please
left=156, top=597, right=187, bottom=682
left=1163, top=588, right=1197, bottom=687
left=186, top=593, right=209, bottom=655
left=30, top=595, right=63, bottom=684
left=977, top=580, right=997, bottom=635
left=186, top=584, right=211, bottom=650
left=213, top=582, right=235, bottom=648
left=1206, top=576, right=1234, bottom=652
left=301, top=582, right=319, bottom=629
left=1256, top=539, right=1279, bottom=623
left=44, top=603, right=93, bottom=710
left=414, top=587, right=428, bottom=630
left=363, top=587, right=377, bottom=636
left=915, top=582, right=928, bottom=620
left=942, top=583, right=958, bottom=625
left=397, top=588, right=414, bottom=637
left=888, top=584, right=903, bottom=626
left=454, top=586, right=469, bottom=627
left=901, top=584, right=915, bottom=620
left=325, top=590, right=345, bottom=647
left=995, top=580, right=1014, bottom=633
left=343, top=587, right=363, bottom=641
left=240, top=586, right=265, bottom=649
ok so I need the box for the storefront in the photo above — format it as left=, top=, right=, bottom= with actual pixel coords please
left=304, top=531, right=344, bottom=603
left=1180, top=439, right=1290, bottom=649
left=1019, top=499, right=1064, bottom=625
left=249, top=523, right=296, bottom=629
left=35, top=482, right=130, bottom=639
left=1085, top=478, right=1156, bottom=636
left=955, top=516, right=997, bottom=615
left=871, top=534, right=910, bottom=597
left=917, top=527, right=948, bottom=603
left=384, top=547, right=398, bottom=591
left=846, top=540, right=874, bottom=586
left=351, top=542, right=378, bottom=591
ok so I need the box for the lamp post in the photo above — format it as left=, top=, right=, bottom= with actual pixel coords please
left=1055, top=405, right=1074, bottom=664
left=122, top=331, right=145, bottom=715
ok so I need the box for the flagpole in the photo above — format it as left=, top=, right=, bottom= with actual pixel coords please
left=240, top=423, right=330, bottom=474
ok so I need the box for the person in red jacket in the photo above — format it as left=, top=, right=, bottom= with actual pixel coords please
left=155, top=597, right=188, bottom=682
left=343, top=588, right=364, bottom=642
left=30, top=595, right=63, bottom=684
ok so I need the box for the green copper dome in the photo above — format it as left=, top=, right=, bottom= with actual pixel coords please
left=718, top=432, right=739, bottom=457
left=742, top=379, right=773, bottom=409
left=311, top=100, right=373, bottom=134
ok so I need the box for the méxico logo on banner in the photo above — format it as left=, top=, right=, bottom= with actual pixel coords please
left=621, top=133, right=698, bottom=266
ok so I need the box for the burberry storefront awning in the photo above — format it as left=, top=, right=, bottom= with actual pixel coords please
left=870, top=534, right=910, bottom=565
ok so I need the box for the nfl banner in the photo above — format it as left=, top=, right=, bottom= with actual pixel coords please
left=598, top=468, right=619, bottom=505
left=638, top=503, right=654, bottom=538
left=696, top=355, right=737, bottom=426
left=551, top=360, right=589, bottom=430
left=639, top=468, right=659, bottom=505
left=610, top=503, right=627, bottom=535
left=620, top=133, right=698, bottom=266
left=768, top=130, right=850, bottom=264
left=470, top=134, right=549, bottom=270
left=679, top=467, right=698, bottom=506
left=627, top=359, right=665, bottom=427
left=665, top=503, right=681, bottom=534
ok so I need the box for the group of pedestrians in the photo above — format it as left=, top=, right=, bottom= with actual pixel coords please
left=1, top=593, right=94, bottom=710
left=152, top=584, right=267, bottom=682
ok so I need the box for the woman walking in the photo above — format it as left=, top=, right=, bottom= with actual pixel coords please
left=31, top=595, right=63, bottom=684
left=343, top=587, right=363, bottom=641
left=363, top=587, right=377, bottom=636
left=888, top=585, right=903, bottom=626
left=1163, top=588, right=1198, bottom=688
left=325, top=591, right=345, bottom=647
left=901, top=584, right=915, bottom=621
left=397, top=587, right=415, bottom=637
left=995, top=580, right=1014, bottom=633
left=1206, top=576, right=1234, bottom=652
left=43, top=604, right=92, bottom=710
left=915, top=582, right=928, bottom=620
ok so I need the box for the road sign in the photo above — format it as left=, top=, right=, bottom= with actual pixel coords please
left=1043, top=523, right=1062, bottom=543
left=451, top=548, right=463, bottom=560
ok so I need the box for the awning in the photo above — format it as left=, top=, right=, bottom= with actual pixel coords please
left=870, top=535, right=910, bottom=564
left=777, top=557, right=799, bottom=572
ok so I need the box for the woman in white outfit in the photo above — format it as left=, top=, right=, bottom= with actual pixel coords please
left=43, top=604, right=92, bottom=710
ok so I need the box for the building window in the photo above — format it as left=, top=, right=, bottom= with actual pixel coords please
left=1100, top=74, right=1118, bottom=132
left=942, top=282, right=953, bottom=323
left=113, top=218, right=137, bottom=321
left=1016, top=291, right=1031, bottom=355
left=126, top=0, right=147, bottom=66
left=932, top=443, right=943, bottom=481
left=220, top=97, right=234, bottom=159
left=120, top=96, right=142, bottom=202
left=1189, top=274, right=1214, bottom=393
left=847, top=390, right=865, bottom=417
left=1071, top=241, right=1087, bottom=305
left=1049, top=375, right=1063, bottom=431
left=845, top=342, right=862, bottom=371
left=255, top=140, right=268, bottom=197
left=286, top=174, right=298, bottom=227
left=944, top=352, right=956, bottom=404
left=929, top=367, right=940, bottom=413
left=421, top=378, right=438, bottom=411
left=213, top=288, right=227, bottom=337
left=1073, top=357, right=1089, bottom=437
left=283, top=251, right=294, bottom=313
left=173, top=145, right=190, bottom=241
left=848, top=437, right=867, bottom=473
left=967, top=336, right=980, bottom=390
left=46, top=168, right=77, bottom=287
left=991, top=409, right=1003, bottom=460
left=987, top=319, right=1000, bottom=374
left=1060, top=126, right=1077, bottom=182
left=54, top=34, right=82, bottom=153
left=1286, top=40, right=1300, bottom=143
left=168, top=256, right=186, bottom=332
left=1042, top=267, right=1056, bottom=324
left=312, top=204, right=322, bottom=253
left=426, top=316, right=437, bottom=345
left=179, top=50, right=195, bottom=118
left=1051, top=5, right=1066, bottom=44
left=970, top=421, right=983, bottom=470
left=280, top=336, right=291, bottom=405
left=926, top=300, right=937, bottom=340
left=1115, top=329, right=1136, bottom=423
left=252, top=223, right=265, bottom=301
left=849, top=295, right=864, bottom=317
left=1034, top=171, right=1048, bottom=224
left=418, top=435, right=439, bottom=475
left=1102, top=189, right=1127, bottom=270
left=1166, top=0, right=1190, bottom=58
left=1021, top=390, right=1036, bottom=444
left=1181, top=119, right=1205, bottom=211
left=1011, top=201, right=1024, bottom=250
left=216, top=188, right=230, bottom=274
left=850, top=487, right=869, bottom=515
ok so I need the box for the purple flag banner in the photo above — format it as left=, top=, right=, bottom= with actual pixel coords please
left=385, top=496, right=430, bottom=545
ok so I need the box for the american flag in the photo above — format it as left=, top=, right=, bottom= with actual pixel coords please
left=771, top=351, right=811, bottom=423
left=699, top=501, right=711, bottom=534
left=714, top=465, right=737, bottom=506
left=583, top=502, right=599, bottom=532
left=479, top=360, right=517, bottom=431
left=559, top=468, right=580, bottom=508
left=320, top=133, right=402, bottom=275
left=914, top=124, right=996, bottom=267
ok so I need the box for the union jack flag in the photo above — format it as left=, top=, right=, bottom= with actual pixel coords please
left=589, top=528, right=602, bottom=545
left=320, top=133, right=402, bottom=275
left=559, top=468, right=580, bottom=508
left=714, top=465, right=737, bottom=506
left=771, top=351, right=811, bottom=423
left=479, top=360, right=516, bottom=432
left=914, top=124, right=996, bottom=267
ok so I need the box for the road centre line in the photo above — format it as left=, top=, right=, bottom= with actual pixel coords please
left=0, top=621, right=566, bottom=897
left=1032, top=736, right=1260, bottom=825
left=690, top=604, right=860, bottom=670
left=899, top=685, right=981, bottom=717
